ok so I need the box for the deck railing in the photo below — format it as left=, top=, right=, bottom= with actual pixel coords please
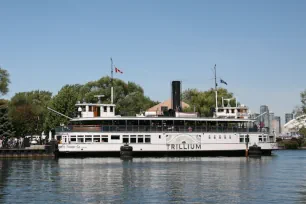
left=56, top=125, right=260, bottom=133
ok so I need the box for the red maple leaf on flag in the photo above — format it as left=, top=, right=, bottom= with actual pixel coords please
left=115, top=67, right=123, bottom=74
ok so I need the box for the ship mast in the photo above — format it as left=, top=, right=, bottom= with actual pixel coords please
left=214, top=64, right=218, bottom=116
left=111, top=57, right=114, bottom=104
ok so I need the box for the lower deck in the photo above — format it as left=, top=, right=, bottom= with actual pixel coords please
left=57, top=132, right=278, bottom=157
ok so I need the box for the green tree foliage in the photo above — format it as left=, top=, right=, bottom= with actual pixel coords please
left=182, top=88, right=236, bottom=117
left=78, top=76, right=157, bottom=115
left=44, top=84, right=82, bottom=131
left=301, top=89, right=306, bottom=113
left=0, top=68, right=10, bottom=96
left=9, top=91, right=52, bottom=136
left=44, top=77, right=158, bottom=129
left=0, top=100, right=14, bottom=137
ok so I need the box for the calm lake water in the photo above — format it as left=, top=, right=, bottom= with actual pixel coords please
left=0, top=150, right=306, bottom=204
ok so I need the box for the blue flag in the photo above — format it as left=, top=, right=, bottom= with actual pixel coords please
left=220, top=79, right=227, bottom=85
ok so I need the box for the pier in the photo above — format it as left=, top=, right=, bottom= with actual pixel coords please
left=0, top=141, right=58, bottom=158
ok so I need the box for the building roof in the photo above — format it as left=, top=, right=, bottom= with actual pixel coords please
left=147, top=99, right=190, bottom=113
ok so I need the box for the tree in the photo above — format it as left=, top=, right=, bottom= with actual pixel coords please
left=0, top=68, right=10, bottom=96
left=301, top=89, right=306, bottom=113
left=292, top=105, right=304, bottom=118
left=117, top=92, right=158, bottom=116
left=9, top=91, right=52, bottom=136
left=78, top=76, right=157, bottom=116
left=182, top=88, right=236, bottom=117
left=298, top=127, right=306, bottom=147
left=44, top=84, right=82, bottom=131
left=0, top=100, right=14, bottom=138
left=44, top=76, right=159, bottom=130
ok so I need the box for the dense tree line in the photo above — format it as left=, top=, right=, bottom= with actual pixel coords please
left=0, top=67, right=243, bottom=137
left=1, top=71, right=159, bottom=136
left=0, top=68, right=14, bottom=138
left=182, top=88, right=236, bottom=117
left=7, top=67, right=306, bottom=138
left=295, top=89, right=306, bottom=138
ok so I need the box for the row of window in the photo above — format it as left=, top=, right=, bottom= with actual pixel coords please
left=60, top=134, right=267, bottom=144
left=86, top=106, right=114, bottom=113
left=239, top=135, right=268, bottom=143
left=123, top=135, right=151, bottom=143
left=61, top=135, right=151, bottom=144
left=208, top=135, right=232, bottom=140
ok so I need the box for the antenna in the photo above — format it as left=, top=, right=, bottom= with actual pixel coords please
left=47, top=107, right=73, bottom=120
left=214, top=64, right=218, bottom=116
left=110, top=58, right=114, bottom=104
left=94, top=95, right=105, bottom=103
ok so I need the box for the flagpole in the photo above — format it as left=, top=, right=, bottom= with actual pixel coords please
left=214, top=64, right=218, bottom=116
left=111, top=57, right=114, bottom=104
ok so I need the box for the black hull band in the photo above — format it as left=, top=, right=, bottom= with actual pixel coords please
left=58, top=150, right=273, bottom=157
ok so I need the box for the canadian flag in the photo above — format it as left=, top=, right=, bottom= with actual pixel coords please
left=115, top=67, right=123, bottom=74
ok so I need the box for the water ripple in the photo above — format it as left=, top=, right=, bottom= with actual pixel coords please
left=0, top=151, right=306, bottom=203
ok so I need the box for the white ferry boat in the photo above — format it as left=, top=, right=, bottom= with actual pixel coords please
left=54, top=80, right=278, bottom=157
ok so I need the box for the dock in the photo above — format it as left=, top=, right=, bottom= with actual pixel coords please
left=0, top=142, right=58, bottom=158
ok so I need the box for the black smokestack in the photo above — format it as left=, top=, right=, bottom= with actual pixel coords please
left=172, top=81, right=181, bottom=112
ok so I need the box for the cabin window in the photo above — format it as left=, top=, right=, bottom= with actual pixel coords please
left=263, top=136, right=267, bottom=142
left=209, top=135, right=211, bottom=139
left=159, top=135, right=161, bottom=139
left=123, top=135, right=129, bottom=143
left=214, top=135, right=216, bottom=139
left=102, top=135, right=108, bottom=143
left=130, top=135, right=136, bottom=143
left=70, top=135, right=76, bottom=143
left=89, top=106, right=93, bottom=112
left=93, top=135, right=100, bottom=142
left=145, top=135, right=151, bottom=143
left=110, top=106, right=113, bottom=112
left=85, top=135, right=92, bottom=143
left=138, top=135, right=144, bottom=143
left=229, top=136, right=231, bottom=139
left=111, top=135, right=120, bottom=140
left=104, top=106, right=107, bottom=112
left=77, top=135, right=84, bottom=143
left=259, top=135, right=262, bottom=142
left=219, top=135, right=221, bottom=139
left=240, top=135, right=244, bottom=143
left=224, top=135, right=226, bottom=139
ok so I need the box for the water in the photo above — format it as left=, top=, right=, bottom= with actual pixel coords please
left=0, top=151, right=306, bottom=204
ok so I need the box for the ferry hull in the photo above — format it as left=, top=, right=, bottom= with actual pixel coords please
left=58, top=149, right=272, bottom=158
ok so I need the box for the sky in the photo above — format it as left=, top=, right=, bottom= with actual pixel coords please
left=1, top=0, right=306, bottom=123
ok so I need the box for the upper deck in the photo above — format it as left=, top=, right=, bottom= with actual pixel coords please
left=55, top=115, right=263, bottom=134
left=54, top=87, right=265, bottom=134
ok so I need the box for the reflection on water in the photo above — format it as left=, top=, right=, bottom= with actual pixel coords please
left=0, top=151, right=306, bottom=204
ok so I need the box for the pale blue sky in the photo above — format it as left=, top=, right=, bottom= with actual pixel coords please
left=1, top=0, right=306, bottom=123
